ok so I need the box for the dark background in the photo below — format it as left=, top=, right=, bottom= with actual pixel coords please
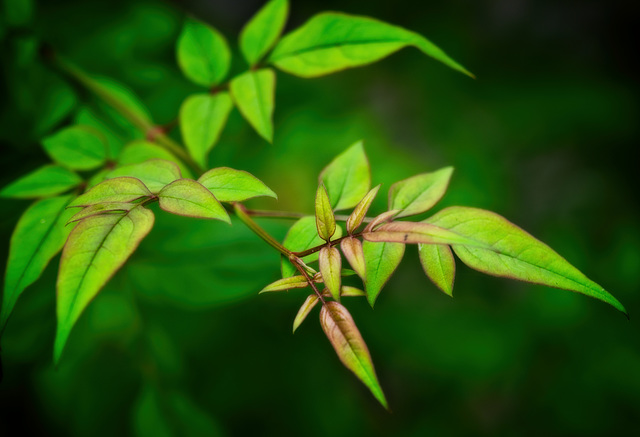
left=1, top=0, right=639, bottom=435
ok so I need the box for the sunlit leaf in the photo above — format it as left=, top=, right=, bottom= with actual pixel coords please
left=198, top=167, right=277, bottom=202
left=176, top=18, right=231, bottom=87
left=118, top=140, right=193, bottom=179
left=106, top=160, right=182, bottom=193
left=68, top=203, right=135, bottom=223
left=229, top=69, right=276, bottom=142
left=363, top=210, right=400, bottom=232
left=418, top=243, right=455, bottom=297
left=55, top=204, right=155, bottom=362
left=363, top=241, right=405, bottom=306
left=240, top=0, right=289, bottom=66
left=347, top=185, right=380, bottom=234
left=42, top=125, right=107, bottom=171
left=315, top=184, right=336, bottom=241
left=292, top=294, right=319, bottom=333
left=319, top=246, right=341, bottom=301
left=340, top=237, right=366, bottom=280
left=425, top=206, right=627, bottom=315
left=259, top=275, right=311, bottom=293
left=319, top=140, right=370, bottom=211
left=320, top=301, right=388, bottom=409
left=0, top=195, right=75, bottom=331
left=158, top=179, right=230, bottom=223
left=179, top=92, right=233, bottom=168
left=363, top=221, right=480, bottom=246
left=388, top=167, right=453, bottom=218
left=0, top=165, right=82, bottom=199
left=69, top=177, right=151, bottom=207
left=269, top=12, right=472, bottom=78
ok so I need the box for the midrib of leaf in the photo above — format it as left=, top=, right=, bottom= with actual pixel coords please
left=193, top=29, right=216, bottom=83
left=198, top=97, right=216, bottom=151
left=161, top=194, right=214, bottom=210
left=271, top=38, right=411, bottom=61
left=329, top=155, right=358, bottom=209
left=252, top=72, right=269, bottom=135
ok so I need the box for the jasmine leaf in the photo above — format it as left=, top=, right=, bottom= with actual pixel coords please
left=240, top=0, right=289, bottom=66
left=0, top=165, right=82, bottom=199
left=363, top=221, right=480, bottom=246
left=259, top=275, right=312, bottom=293
left=69, top=177, right=152, bottom=207
left=363, top=210, right=400, bottom=232
left=388, top=167, right=453, bottom=218
left=106, top=160, right=182, bottom=193
left=363, top=241, right=405, bottom=306
left=292, top=294, right=319, bottom=333
left=177, top=18, right=231, bottom=87
left=229, top=69, right=276, bottom=142
left=315, top=184, right=336, bottom=241
left=418, top=244, right=455, bottom=297
left=198, top=167, right=277, bottom=202
left=347, top=185, right=380, bottom=234
left=68, top=203, right=135, bottom=223
left=340, top=286, right=365, bottom=297
left=42, top=125, right=107, bottom=171
left=118, top=140, right=193, bottom=179
left=319, top=246, right=341, bottom=301
left=320, top=141, right=370, bottom=211
left=340, top=236, right=366, bottom=280
left=158, top=179, right=230, bottom=223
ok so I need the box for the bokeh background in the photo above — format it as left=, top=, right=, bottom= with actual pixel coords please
left=1, top=0, right=639, bottom=435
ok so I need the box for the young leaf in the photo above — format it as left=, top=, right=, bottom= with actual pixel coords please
left=176, top=18, right=231, bottom=87
left=55, top=205, right=155, bottom=362
left=319, top=246, right=342, bottom=301
left=119, top=140, right=193, bottom=179
left=229, top=69, right=276, bottom=142
left=68, top=203, right=135, bottom=223
left=42, top=125, right=107, bottom=171
left=418, top=244, right=455, bottom=297
left=69, top=177, right=152, bottom=207
left=269, top=12, right=472, bottom=78
left=0, top=165, right=82, bottom=199
left=363, top=221, right=481, bottom=246
left=315, top=184, right=336, bottom=241
left=106, top=160, right=182, bottom=193
left=347, top=185, right=380, bottom=234
left=340, top=237, right=366, bottom=280
left=158, top=179, right=230, bottom=223
left=340, top=286, right=366, bottom=297
left=363, top=241, right=405, bottom=306
left=363, top=210, right=401, bottom=232
left=239, top=0, right=289, bottom=66
left=179, top=92, right=233, bottom=168
left=425, top=206, right=627, bottom=315
left=259, top=275, right=311, bottom=293
left=320, top=141, right=371, bottom=211
left=198, top=167, right=277, bottom=202
left=0, top=195, right=75, bottom=331
left=320, top=301, right=388, bottom=409
left=388, top=167, right=453, bottom=218
left=293, top=294, right=319, bottom=333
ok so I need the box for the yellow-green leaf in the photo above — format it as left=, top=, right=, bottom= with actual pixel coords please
left=363, top=241, right=405, bottom=306
left=68, top=203, right=135, bottom=224
left=229, top=69, right=275, bottom=142
left=340, top=237, right=366, bottom=281
left=69, top=177, right=152, bottom=207
left=418, top=244, right=455, bottom=297
left=315, top=184, right=336, bottom=241
left=319, top=246, right=341, bottom=301
left=0, top=165, right=82, bottom=199
left=42, top=125, right=107, bottom=171
left=292, top=294, right=319, bottom=333
left=158, top=179, right=230, bottom=223
left=106, top=160, right=182, bottom=193
left=388, top=167, right=453, bottom=218
left=118, top=140, right=193, bottom=179
left=239, top=0, right=289, bottom=66
left=347, top=185, right=380, bottom=234
left=198, top=167, right=277, bottom=202
left=319, top=141, right=370, bottom=211
left=259, top=275, right=311, bottom=293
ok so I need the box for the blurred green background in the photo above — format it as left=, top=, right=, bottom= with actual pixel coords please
left=1, top=0, right=639, bottom=435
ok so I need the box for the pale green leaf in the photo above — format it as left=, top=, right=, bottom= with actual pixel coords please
left=293, top=294, right=319, bottom=333
left=68, top=203, right=135, bottom=223
left=425, top=206, right=627, bottom=315
left=340, top=236, right=366, bottom=280
left=177, top=18, right=231, bottom=87
left=229, top=69, right=275, bottom=142
left=259, top=275, right=311, bottom=293
left=240, top=0, right=289, bottom=66
left=118, top=140, right=193, bottom=179
left=347, top=185, right=380, bottom=234
left=315, top=184, right=336, bottom=241
left=0, top=165, right=82, bottom=199
left=158, top=179, right=230, bottom=223
left=320, top=301, right=388, bottom=409
left=363, top=241, right=405, bottom=306
left=0, top=195, right=75, bottom=331
left=388, top=167, right=453, bottom=218
left=418, top=243, right=455, bottom=297
left=281, top=217, right=343, bottom=277
left=42, top=125, right=107, bottom=171
left=320, top=140, right=371, bottom=211
left=69, top=177, right=152, bottom=207
left=198, top=167, right=277, bottom=202
left=179, top=92, right=233, bottom=168
left=319, top=246, right=341, bottom=301
left=106, top=160, right=182, bottom=193
left=269, top=12, right=472, bottom=78
left=363, top=221, right=481, bottom=246
left=55, top=205, right=155, bottom=362
left=340, top=286, right=366, bottom=297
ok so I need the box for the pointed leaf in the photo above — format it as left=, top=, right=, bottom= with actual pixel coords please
left=240, top=0, right=289, bottom=66
left=42, top=125, right=107, bottom=171
left=0, top=195, right=75, bottom=330
left=0, top=165, right=82, bottom=199
left=106, top=160, right=182, bottom=193
left=292, top=294, right=319, bottom=333
left=68, top=203, right=135, bottom=223
left=269, top=12, right=472, bottom=78
left=260, top=275, right=311, bottom=293
left=340, top=237, right=366, bottom=280
left=179, top=92, right=233, bottom=168
left=69, top=177, right=152, bottom=207
left=176, top=18, right=231, bottom=87
left=158, top=179, right=230, bottom=223
left=347, top=185, right=380, bottom=234
left=229, top=69, right=275, bottom=142
left=419, top=244, right=455, bottom=297
left=426, top=206, right=627, bottom=315
left=363, top=210, right=400, bottom=232
left=363, top=221, right=481, bottom=246
left=55, top=205, right=155, bottom=362
left=363, top=241, right=405, bottom=306
left=340, top=286, right=366, bottom=297
left=320, top=301, right=388, bottom=408
left=315, top=184, right=336, bottom=241
left=119, top=140, right=193, bottom=179
left=388, top=167, right=453, bottom=218
left=319, top=246, right=341, bottom=301
left=320, top=141, right=371, bottom=211
left=198, top=167, right=277, bottom=202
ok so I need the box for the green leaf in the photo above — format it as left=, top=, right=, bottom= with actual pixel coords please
left=320, top=301, right=388, bottom=409
left=69, top=177, right=152, bottom=207
left=315, top=184, right=336, bottom=241
left=364, top=210, right=400, bottom=232
left=42, top=125, right=107, bottom=171
left=418, top=244, right=455, bottom=297
left=177, top=18, right=231, bottom=87
left=388, top=167, right=453, bottom=218
left=293, top=294, right=319, bottom=333
left=259, top=275, right=311, bottom=293
left=55, top=205, right=155, bottom=362
left=340, top=286, right=366, bottom=297
left=347, top=185, right=380, bottom=234
left=320, top=141, right=371, bottom=211
left=425, top=206, right=627, bottom=315
left=363, top=221, right=481, bottom=246
left=239, top=0, right=289, bottom=66
left=363, top=241, right=405, bottom=306
left=340, top=237, right=366, bottom=281
left=269, top=12, right=472, bottom=78
left=319, top=246, right=341, bottom=301
left=158, top=179, right=230, bottom=223
left=87, top=76, right=153, bottom=132
left=106, top=160, right=182, bottom=193
left=179, top=92, right=233, bottom=168
left=0, top=195, right=75, bottom=331
left=68, top=203, right=135, bottom=223
left=198, top=167, right=277, bottom=202
left=118, top=140, right=193, bottom=179
left=0, top=165, right=82, bottom=199
left=229, top=69, right=275, bottom=142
